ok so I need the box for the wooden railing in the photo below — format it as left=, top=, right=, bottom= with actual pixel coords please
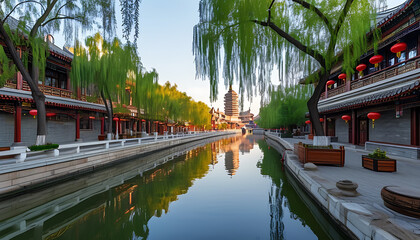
left=321, top=56, right=420, bottom=99
left=4, top=80, right=104, bottom=104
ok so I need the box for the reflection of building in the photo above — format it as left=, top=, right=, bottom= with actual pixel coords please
left=224, top=150, right=239, bottom=176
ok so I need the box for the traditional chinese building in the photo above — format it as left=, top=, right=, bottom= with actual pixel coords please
left=308, top=0, right=419, bottom=158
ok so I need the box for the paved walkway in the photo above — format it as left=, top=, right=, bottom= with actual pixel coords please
left=271, top=135, right=420, bottom=239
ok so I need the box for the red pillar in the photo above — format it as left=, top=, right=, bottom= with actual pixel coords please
left=14, top=104, right=21, bottom=143
left=323, top=115, right=327, bottom=135
left=76, top=112, right=80, bottom=140
left=101, top=117, right=105, bottom=135
left=119, top=120, right=122, bottom=135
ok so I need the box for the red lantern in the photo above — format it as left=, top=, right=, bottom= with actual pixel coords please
left=367, top=112, right=381, bottom=128
left=390, top=42, right=407, bottom=58
left=356, top=64, right=366, bottom=76
left=326, top=80, right=335, bottom=89
left=46, top=112, right=56, bottom=117
left=113, top=117, right=119, bottom=121
left=122, top=104, right=126, bottom=108
left=305, top=120, right=311, bottom=125
left=89, top=116, right=95, bottom=120
left=341, top=115, right=351, bottom=124
left=369, top=55, right=384, bottom=68
left=338, top=73, right=346, bottom=80
left=29, top=110, right=37, bottom=119
left=319, top=118, right=324, bottom=123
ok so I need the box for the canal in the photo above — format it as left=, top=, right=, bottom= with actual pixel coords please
left=0, top=135, right=347, bottom=239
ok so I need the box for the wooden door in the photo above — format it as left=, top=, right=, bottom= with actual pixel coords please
left=359, top=119, right=368, bottom=145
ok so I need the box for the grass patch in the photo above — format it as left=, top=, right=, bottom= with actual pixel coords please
left=29, top=143, right=59, bottom=151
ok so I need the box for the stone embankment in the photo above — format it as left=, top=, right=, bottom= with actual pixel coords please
left=265, top=132, right=420, bottom=240
left=0, top=131, right=238, bottom=198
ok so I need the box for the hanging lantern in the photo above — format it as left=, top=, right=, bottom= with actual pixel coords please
left=338, top=73, right=347, bottom=81
left=326, top=80, right=335, bottom=89
left=89, top=116, right=95, bottom=120
left=46, top=112, right=56, bottom=117
left=369, top=55, right=384, bottom=68
left=29, top=110, right=37, bottom=119
left=113, top=117, right=119, bottom=121
left=367, top=112, right=381, bottom=128
left=341, top=115, right=351, bottom=124
left=319, top=118, right=324, bottom=123
left=122, top=104, right=127, bottom=108
left=390, top=42, right=407, bottom=58
left=305, top=120, right=311, bottom=125
left=356, top=64, right=367, bottom=76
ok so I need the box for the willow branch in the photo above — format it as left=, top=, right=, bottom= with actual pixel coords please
left=2, top=0, right=44, bottom=23
left=291, top=0, right=333, bottom=33
left=253, top=20, right=326, bottom=68
left=41, top=15, right=77, bottom=26
left=333, top=0, right=354, bottom=36
left=30, top=0, right=59, bottom=37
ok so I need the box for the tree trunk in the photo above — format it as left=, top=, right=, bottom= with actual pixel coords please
left=101, top=90, right=113, bottom=135
left=307, top=72, right=329, bottom=137
left=0, top=23, right=48, bottom=145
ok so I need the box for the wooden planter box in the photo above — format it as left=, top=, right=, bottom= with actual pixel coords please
left=362, top=156, right=396, bottom=172
left=98, top=134, right=106, bottom=141
left=294, top=142, right=345, bottom=167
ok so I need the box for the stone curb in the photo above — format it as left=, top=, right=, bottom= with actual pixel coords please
left=265, top=133, right=400, bottom=240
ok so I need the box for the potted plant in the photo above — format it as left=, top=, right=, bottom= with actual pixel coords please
left=362, top=148, right=396, bottom=172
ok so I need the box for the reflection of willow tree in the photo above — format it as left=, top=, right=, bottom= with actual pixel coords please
left=256, top=140, right=285, bottom=240
left=257, top=140, right=331, bottom=240
left=127, top=147, right=214, bottom=239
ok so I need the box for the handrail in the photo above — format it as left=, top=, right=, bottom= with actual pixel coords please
left=0, top=131, right=233, bottom=164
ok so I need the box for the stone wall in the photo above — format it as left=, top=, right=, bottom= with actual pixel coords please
left=0, top=132, right=236, bottom=197
left=368, top=109, right=410, bottom=145
left=0, top=112, right=102, bottom=146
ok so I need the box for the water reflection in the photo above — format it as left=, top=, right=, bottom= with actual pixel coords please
left=0, top=135, right=343, bottom=240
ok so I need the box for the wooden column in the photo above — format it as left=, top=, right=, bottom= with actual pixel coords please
left=323, top=115, right=327, bottom=135
left=352, top=110, right=357, bottom=145
left=14, top=104, right=22, bottom=143
left=76, top=112, right=80, bottom=140
left=101, top=117, right=105, bottom=135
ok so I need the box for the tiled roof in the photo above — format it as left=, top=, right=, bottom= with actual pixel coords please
left=318, top=69, right=420, bottom=113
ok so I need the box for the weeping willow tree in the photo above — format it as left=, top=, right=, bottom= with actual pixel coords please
left=0, top=0, right=143, bottom=145
left=258, top=84, right=312, bottom=129
left=71, top=33, right=139, bottom=136
left=133, top=78, right=211, bottom=129
left=193, top=0, right=381, bottom=139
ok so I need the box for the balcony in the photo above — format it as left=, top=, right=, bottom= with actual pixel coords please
left=3, top=80, right=104, bottom=105
left=321, top=56, right=420, bottom=99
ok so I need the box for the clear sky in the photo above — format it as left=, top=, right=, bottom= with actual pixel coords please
left=54, top=0, right=405, bottom=117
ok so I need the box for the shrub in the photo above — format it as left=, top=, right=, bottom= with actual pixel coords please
left=368, top=148, right=389, bottom=159
left=29, top=143, right=59, bottom=151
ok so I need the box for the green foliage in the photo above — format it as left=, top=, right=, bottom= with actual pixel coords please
left=368, top=148, right=389, bottom=160
left=218, top=123, right=228, bottom=130
left=0, top=46, right=16, bottom=87
left=258, top=84, right=312, bottom=129
left=193, top=0, right=380, bottom=100
left=29, top=143, right=59, bottom=151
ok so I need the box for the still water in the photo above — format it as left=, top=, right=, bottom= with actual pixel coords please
left=0, top=135, right=346, bottom=239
